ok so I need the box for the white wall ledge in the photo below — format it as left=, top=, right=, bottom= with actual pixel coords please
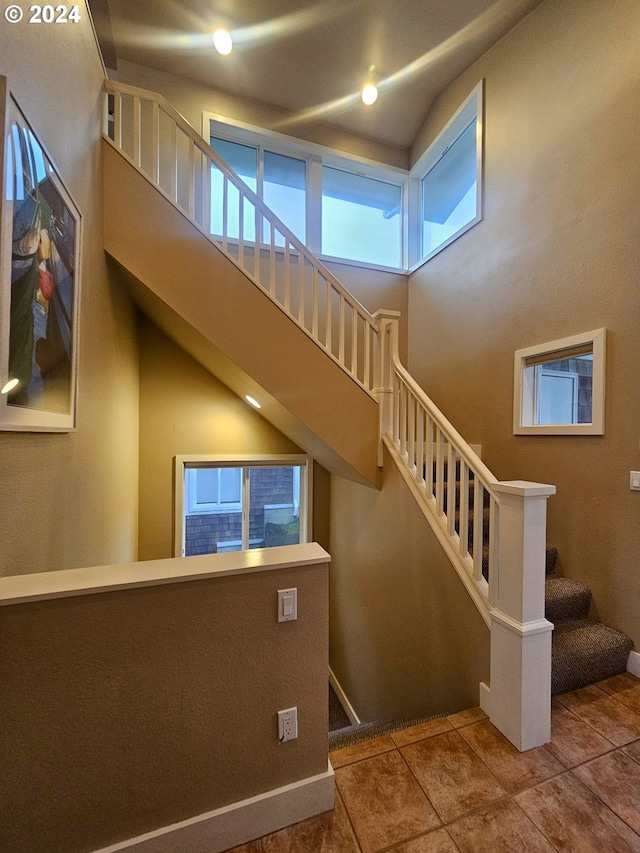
left=0, top=543, right=330, bottom=606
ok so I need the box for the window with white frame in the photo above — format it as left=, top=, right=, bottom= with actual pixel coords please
left=513, top=329, right=606, bottom=435
left=321, top=166, right=402, bottom=267
left=409, top=81, right=483, bottom=268
left=205, top=82, right=482, bottom=273
left=207, top=115, right=406, bottom=271
left=175, top=455, right=312, bottom=556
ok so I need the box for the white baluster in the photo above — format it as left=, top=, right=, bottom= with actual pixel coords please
left=416, top=405, right=425, bottom=489
left=325, top=284, right=332, bottom=352
left=269, top=224, right=276, bottom=296
left=426, top=417, right=434, bottom=499
left=435, top=430, right=445, bottom=516
left=447, top=443, right=456, bottom=537
left=351, top=309, right=358, bottom=378
left=187, top=141, right=195, bottom=219
left=312, top=270, right=319, bottom=338
left=284, top=242, right=291, bottom=311
left=132, top=96, right=141, bottom=168
left=298, top=255, right=305, bottom=326
left=458, top=462, right=469, bottom=559
left=473, top=479, right=483, bottom=582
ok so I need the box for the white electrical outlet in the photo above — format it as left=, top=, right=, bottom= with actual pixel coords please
left=278, top=707, right=298, bottom=742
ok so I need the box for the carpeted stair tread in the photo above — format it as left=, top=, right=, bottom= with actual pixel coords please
left=545, top=573, right=592, bottom=623
left=430, top=461, right=632, bottom=698
left=552, top=620, right=633, bottom=695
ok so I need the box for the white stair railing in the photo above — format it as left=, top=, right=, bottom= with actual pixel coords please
left=103, top=80, right=379, bottom=394
left=376, top=312, right=556, bottom=750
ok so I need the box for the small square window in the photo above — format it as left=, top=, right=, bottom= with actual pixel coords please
left=514, top=329, right=606, bottom=435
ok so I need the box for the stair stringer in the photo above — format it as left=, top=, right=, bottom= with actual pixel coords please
left=103, top=140, right=379, bottom=487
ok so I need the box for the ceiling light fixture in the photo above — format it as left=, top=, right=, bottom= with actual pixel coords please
left=245, top=394, right=261, bottom=409
left=213, top=28, right=233, bottom=55
left=362, top=65, right=378, bottom=106
left=1, top=378, right=18, bottom=395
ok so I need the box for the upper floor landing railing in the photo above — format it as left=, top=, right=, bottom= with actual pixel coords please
left=104, top=80, right=379, bottom=395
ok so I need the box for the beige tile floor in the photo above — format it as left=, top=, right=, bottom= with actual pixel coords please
left=225, top=672, right=640, bottom=853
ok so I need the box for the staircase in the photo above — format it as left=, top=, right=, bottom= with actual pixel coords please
left=545, top=550, right=633, bottom=695
left=102, top=79, right=634, bottom=751
left=447, top=461, right=633, bottom=695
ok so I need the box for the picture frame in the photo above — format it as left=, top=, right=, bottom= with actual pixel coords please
left=0, top=78, right=82, bottom=432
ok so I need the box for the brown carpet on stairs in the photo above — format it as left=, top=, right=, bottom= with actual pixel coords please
left=435, top=461, right=634, bottom=695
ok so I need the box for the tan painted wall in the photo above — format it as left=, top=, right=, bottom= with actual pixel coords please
left=408, top=0, right=640, bottom=646
left=0, top=558, right=329, bottom=853
left=329, top=444, right=490, bottom=722
left=0, top=5, right=139, bottom=576
left=138, top=317, right=330, bottom=561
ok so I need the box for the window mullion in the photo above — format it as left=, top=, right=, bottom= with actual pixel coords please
left=307, top=155, right=322, bottom=256
left=241, top=467, right=251, bottom=549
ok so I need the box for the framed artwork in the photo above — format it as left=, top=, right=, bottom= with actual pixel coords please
left=0, top=79, right=82, bottom=431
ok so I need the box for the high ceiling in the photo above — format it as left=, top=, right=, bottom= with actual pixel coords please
left=90, top=0, right=541, bottom=150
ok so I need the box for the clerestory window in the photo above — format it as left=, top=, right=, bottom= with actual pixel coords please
left=410, top=81, right=484, bottom=268
left=207, top=114, right=406, bottom=271
left=204, top=81, right=483, bottom=273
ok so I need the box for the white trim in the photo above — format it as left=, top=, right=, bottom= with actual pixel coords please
left=490, top=608, right=554, bottom=638
left=93, top=762, right=335, bottom=853
left=513, top=328, right=606, bottom=435
left=627, top=650, right=640, bottom=678
left=329, top=667, right=361, bottom=726
left=479, top=681, right=491, bottom=716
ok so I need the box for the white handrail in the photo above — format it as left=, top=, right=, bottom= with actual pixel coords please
left=376, top=315, right=499, bottom=621
left=103, top=80, right=379, bottom=394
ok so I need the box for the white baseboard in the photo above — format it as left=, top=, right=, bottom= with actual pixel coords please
left=94, top=763, right=334, bottom=853
left=329, top=667, right=361, bottom=725
left=479, top=681, right=491, bottom=716
left=628, top=650, right=640, bottom=678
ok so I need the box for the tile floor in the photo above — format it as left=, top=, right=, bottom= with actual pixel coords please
left=225, top=673, right=640, bottom=853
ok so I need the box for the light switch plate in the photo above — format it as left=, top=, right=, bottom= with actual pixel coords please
left=277, top=588, right=297, bottom=622
left=630, top=471, right=640, bottom=491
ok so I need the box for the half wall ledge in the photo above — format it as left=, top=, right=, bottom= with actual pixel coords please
left=0, top=542, right=330, bottom=605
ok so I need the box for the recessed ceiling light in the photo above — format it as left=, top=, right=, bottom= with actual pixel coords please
left=1, top=378, right=18, bottom=395
left=245, top=395, right=261, bottom=409
left=362, top=83, right=378, bottom=106
left=213, top=28, right=233, bottom=55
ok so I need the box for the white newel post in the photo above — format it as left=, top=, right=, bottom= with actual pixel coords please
left=488, top=480, right=556, bottom=751
left=372, top=310, right=401, bottom=467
